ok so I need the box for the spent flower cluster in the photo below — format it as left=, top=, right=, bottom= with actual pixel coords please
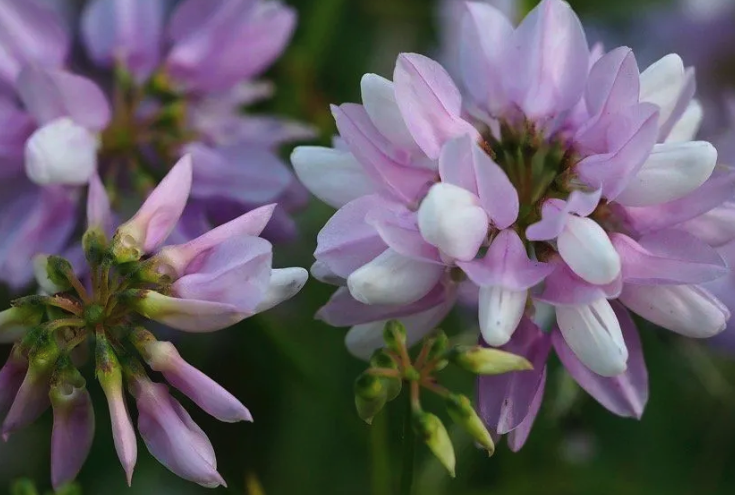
left=0, top=158, right=307, bottom=489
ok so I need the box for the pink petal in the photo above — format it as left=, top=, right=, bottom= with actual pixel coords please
left=87, top=172, right=112, bottom=231
left=585, top=47, right=640, bottom=117
left=506, top=366, right=546, bottom=452
left=50, top=385, right=95, bottom=490
left=393, top=53, right=478, bottom=159
left=537, top=258, right=621, bottom=306
left=134, top=291, right=247, bottom=333
left=365, top=203, right=442, bottom=263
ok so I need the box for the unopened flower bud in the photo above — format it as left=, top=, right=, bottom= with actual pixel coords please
left=448, top=345, right=533, bottom=375
left=96, top=336, right=137, bottom=485
left=33, top=255, right=72, bottom=294
left=82, top=228, right=109, bottom=266
left=10, top=479, right=39, bottom=495
left=49, top=360, right=94, bottom=490
left=369, top=350, right=402, bottom=401
left=445, top=393, right=494, bottom=455
left=413, top=410, right=456, bottom=477
left=354, top=372, right=387, bottom=425
left=25, top=117, right=99, bottom=186
left=383, top=320, right=407, bottom=353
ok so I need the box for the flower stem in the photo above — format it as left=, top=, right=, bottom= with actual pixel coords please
left=400, top=392, right=415, bottom=495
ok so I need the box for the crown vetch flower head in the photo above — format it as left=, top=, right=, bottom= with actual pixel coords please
left=0, top=0, right=313, bottom=288
left=294, top=0, right=731, bottom=448
left=0, top=157, right=307, bottom=487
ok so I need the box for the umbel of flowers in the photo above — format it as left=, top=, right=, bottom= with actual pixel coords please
left=0, top=157, right=308, bottom=489
left=0, top=0, right=312, bottom=288
left=293, top=0, right=734, bottom=447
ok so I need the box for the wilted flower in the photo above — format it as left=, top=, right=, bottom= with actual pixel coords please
left=0, top=157, right=307, bottom=488
left=0, top=0, right=312, bottom=288
left=294, top=0, right=731, bottom=446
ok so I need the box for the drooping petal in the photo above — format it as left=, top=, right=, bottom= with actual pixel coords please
left=113, top=155, right=192, bottom=261
left=506, top=366, right=546, bottom=452
left=2, top=359, right=53, bottom=436
left=477, top=318, right=551, bottom=434
left=24, top=117, right=99, bottom=186
left=81, top=0, right=166, bottom=80
left=50, top=382, right=95, bottom=490
left=557, top=215, right=621, bottom=285
left=99, top=367, right=137, bottom=486
left=417, top=182, right=488, bottom=261
left=134, top=291, right=247, bottom=333
left=507, top=0, right=589, bottom=119
left=142, top=341, right=252, bottom=423
left=615, top=141, right=718, bottom=207
left=0, top=348, right=27, bottom=420
left=346, top=248, right=445, bottom=306
left=611, top=231, right=727, bottom=285
left=438, top=135, right=519, bottom=228
left=619, top=284, right=729, bottom=338
left=291, top=146, right=377, bottom=208
left=360, top=73, right=419, bottom=150
left=17, top=67, right=110, bottom=130
left=478, top=286, right=527, bottom=346
left=393, top=53, right=479, bottom=159
left=553, top=303, right=647, bottom=418
left=555, top=298, right=628, bottom=377
left=458, top=1, right=513, bottom=115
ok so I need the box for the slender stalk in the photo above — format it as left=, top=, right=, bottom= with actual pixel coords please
left=400, top=391, right=415, bottom=495
left=369, top=412, right=392, bottom=495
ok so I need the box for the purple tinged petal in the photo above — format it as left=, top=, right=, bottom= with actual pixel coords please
left=360, top=73, right=420, bottom=151
left=458, top=229, right=552, bottom=290
left=393, top=53, right=479, bottom=160
left=50, top=382, right=95, bottom=490
left=317, top=284, right=453, bottom=327
left=172, top=236, right=273, bottom=312
left=314, top=195, right=388, bottom=279
left=525, top=189, right=601, bottom=241
left=0, top=348, right=27, bottom=420
left=17, top=67, right=110, bottom=130
left=506, top=366, right=546, bottom=452
left=331, top=103, right=435, bottom=204
left=678, top=201, right=735, bottom=248
left=478, top=319, right=550, bottom=434
left=612, top=231, right=727, bottom=285
left=576, top=103, right=659, bottom=199
left=133, top=380, right=226, bottom=488
left=87, top=172, right=112, bottom=231
left=115, top=155, right=192, bottom=258
left=99, top=372, right=137, bottom=486
left=0, top=97, right=34, bottom=171
left=459, top=1, right=513, bottom=116
left=187, top=142, right=292, bottom=206
left=365, top=204, right=442, bottom=263
left=439, top=135, right=519, bottom=228
left=144, top=341, right=251, bottom=423
left=135, top=291, right=247, bottom=332
left=81, top=0, right=166, bottom=80
left=0, top=0, right=69, bottom=87
left=553, top=302, right=648, bottom=418
left=167, top=0, right=295, bottom=92
left=157, top=204, right=275, bottom=278
left=2, top=359, right=52, bottom=437
left=507, top=0, right=589, bottom=119
left=584, top=47, right=640, bottom=117
left=537, top=258, right=621, bottom=306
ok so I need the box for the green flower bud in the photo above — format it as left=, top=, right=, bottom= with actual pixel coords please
left=82, top=228, right=109, bottom=266
left=354, top=373, right=387, bottom=425
left=426, top=330, right=449, bottom=361
left=448, top=346, right=532, bottom=375
left=383, top=320, right=406, bottom=353
left=445, top=394, right=494, bottom=455
left=32, top=255, right=71, bottom=294
left=10, top=479, right=39, bottom=495
left=369, top=350, right=402, bottom=401
left=413, top=411, right=456, bottom=477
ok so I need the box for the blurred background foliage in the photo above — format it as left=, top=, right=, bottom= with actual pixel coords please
left=4, top=0, right=735, bottom=493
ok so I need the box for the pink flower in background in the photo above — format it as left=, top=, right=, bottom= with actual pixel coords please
left=0, top=157, right=308, bottom=488
left=0, top=0, right=312, bottom=289
left=294, top=0, right=732, bottom=447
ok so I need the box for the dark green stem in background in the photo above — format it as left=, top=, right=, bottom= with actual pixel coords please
left=400, top=393, right=415, bottom=495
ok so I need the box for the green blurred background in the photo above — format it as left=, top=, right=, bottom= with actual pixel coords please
left=5, top=0, right=735, bottom=493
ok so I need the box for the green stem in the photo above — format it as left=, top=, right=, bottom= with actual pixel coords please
left=370, top=413, right=392, bottom=495
left=400, top=393, right=415, bottom=495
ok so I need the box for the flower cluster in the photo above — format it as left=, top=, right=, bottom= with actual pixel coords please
left=0, top=0, right=311, bottom=288
left=294, top=0, right=734, bottom=446
left=0, top=158, right=307, bottom=488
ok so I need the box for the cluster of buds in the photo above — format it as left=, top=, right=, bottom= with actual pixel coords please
left=354, top=321, right=532, bottom=476
left=0, top=157, right=307, bottom=489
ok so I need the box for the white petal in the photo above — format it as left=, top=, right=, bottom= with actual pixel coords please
left=254, top=267, right=308, bottom=313
left=556, top=299, right=628, bottom=377
left=347, top=249, right=444, bottom=306
left=291, top=146, right=376, bottom=208
left=619, top=284, right=728, bottom=338
left=558, top=216, right=621, bottom=285
left=360, top=73, right=418, bottom=150
left=25, top=117, right=98, bottom=185
left=32, top=255, right=64, bottom=294
left=418, top=182, right=488, bottom=261
left=615, top=141, right=717, bottom=207
left=639, top=53, right=685, bottom=128
left=310, top=261, right=344, bottom=286
left=666, top=100, right=703, bottom=143
left=478, top=286, right=527, bottom=346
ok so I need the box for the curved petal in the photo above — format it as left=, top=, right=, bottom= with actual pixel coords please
left=537, top=259, right=621, bottom=306
left=478, top=286, right=527, bottom=346
left=666, top=100, right=702, bottom=143
left=360, top=73, right=418, bottom=151
left=365, top=203, right=442, bottom=262
left=585, top=46, right=640, bottom=117
left=134, top=291, right=248, bottom=333
left=558, top=215, right=621, bottom=285
left=506, top=366, right=546, bottom=452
